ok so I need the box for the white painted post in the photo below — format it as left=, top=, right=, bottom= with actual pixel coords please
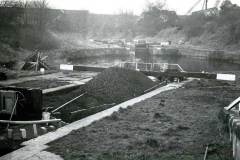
left=33, top=124, right=38, bottom=137
left=7, top=129, right=13, bottom=139
left=20, top=129, right=27, bottom=139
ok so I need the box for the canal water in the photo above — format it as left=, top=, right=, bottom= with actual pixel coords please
left=72, top=54, right=240, bottom=72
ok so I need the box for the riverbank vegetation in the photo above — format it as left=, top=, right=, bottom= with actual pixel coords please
left=136, top=0, right=240, bottom=50
left=1, top=0, right=240, bottom=68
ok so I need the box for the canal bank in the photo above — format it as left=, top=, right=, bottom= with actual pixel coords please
left=0, top=70, right=238, bottom=160
left=44, top=76, right=239, bottom=160
left=175, top=45, right=240, bottom=64
left=0, top=80, right=187, bottom=160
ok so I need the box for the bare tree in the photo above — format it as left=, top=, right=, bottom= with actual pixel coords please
left=0, top=0, right=24, bottom=8
left=24, top=0, right=48, bottom=9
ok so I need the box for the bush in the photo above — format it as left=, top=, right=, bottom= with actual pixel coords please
left=19, top=28, right=60, bottom=50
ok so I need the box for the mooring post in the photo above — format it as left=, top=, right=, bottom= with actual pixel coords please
left=229, top=115, right=235, bottom=141
left=7, top=129, right=13, bottom=139
left=20, top=129, right=27, bottom=139
left=33, top=124, right=38, bottom=137
left=232, top=120, right=240, bottom=158
left=49, top=125, right=56, bottom=131
left=236, top=136, right=240, bottom=160
left=238, top=103, right=240, bottom=115
left=235, top=122, right=240, bottom=160
left=231, top=118, right=240, bottom=142
left=40, top=127, right=47, bottom=134
left=58, top=121, right=62, bottom=128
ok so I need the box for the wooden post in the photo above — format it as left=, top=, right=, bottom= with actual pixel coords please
left=236, top=136, right=240, bottom=160
left=232, top=120, right=240, bottom=158
left=33, top=124, right=38, bottom=137
left=239, top=103, right=240, bottom=115
left=49, top=125, right=56, bottom=131
left=40, top=127, right=47, bottom=134
left=7, top=129, right=13, bottom=139
left=229, top=116, right=235, bottom=141
left=58, top=121, right=62, bottom=128
left=36, top=52, right=39, bottom=71
left=203, top=145, right=208, bottom=160
left=235, top=122, right=240, bottom=160
left=231, top=118, right=240, bottom=142
left=20, top=129, right=27, bottom=139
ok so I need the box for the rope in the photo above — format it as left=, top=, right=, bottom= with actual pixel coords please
left=7, top=95, right=18, bottom=129
left=51, top=93, right=86, bottom=113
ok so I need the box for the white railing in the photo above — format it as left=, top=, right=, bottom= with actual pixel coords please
left=118, top=62, right=184, bottom=72
left=224, top=97, right=240, bottom=160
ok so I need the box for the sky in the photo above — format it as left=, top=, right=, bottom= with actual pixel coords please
left=48, top=0, right=240, bottom=15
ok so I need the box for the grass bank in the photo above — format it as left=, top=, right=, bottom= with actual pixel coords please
left=46, top=74, right=240, bottom=160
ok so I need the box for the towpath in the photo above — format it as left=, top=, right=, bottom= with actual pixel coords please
left=0, top=80, right=190, bottom=160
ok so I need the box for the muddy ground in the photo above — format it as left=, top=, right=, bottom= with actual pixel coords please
left=47, top=78, right=239, bottom=160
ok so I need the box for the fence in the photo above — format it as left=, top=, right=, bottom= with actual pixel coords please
left=118, top=62, right=184, bottom=72
left=224, top=97, right=240, bottom=160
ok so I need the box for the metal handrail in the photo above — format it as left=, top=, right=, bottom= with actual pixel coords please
left=70, top=103, right=116, bottom=115
left=118, top=62, right=185, bottom=72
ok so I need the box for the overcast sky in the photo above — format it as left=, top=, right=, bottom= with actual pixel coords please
left=48, top=0, right=240, bottom=15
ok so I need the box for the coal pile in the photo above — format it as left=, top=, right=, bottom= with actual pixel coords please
left=84, top=67, right=156, bottom=104
left=44, top=67, right=156, bottom=122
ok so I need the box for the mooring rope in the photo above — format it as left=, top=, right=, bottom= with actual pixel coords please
left=7, top=95, right=18, bottom=129
left=51, top=93, right=86, bottom=113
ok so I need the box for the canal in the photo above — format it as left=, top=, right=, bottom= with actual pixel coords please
left=70, top=54, right=240, bottom=72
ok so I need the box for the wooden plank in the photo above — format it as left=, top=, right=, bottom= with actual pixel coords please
left=73, top=65, right=107, bottom=72
left=142, top=71, right=217, bottom=79
left=43, top=84, right=82, bottom=95
left=0, top=119, right=61, bottom=125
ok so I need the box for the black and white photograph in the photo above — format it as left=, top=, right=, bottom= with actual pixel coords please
left=0, top=0, right=240, bottom=159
